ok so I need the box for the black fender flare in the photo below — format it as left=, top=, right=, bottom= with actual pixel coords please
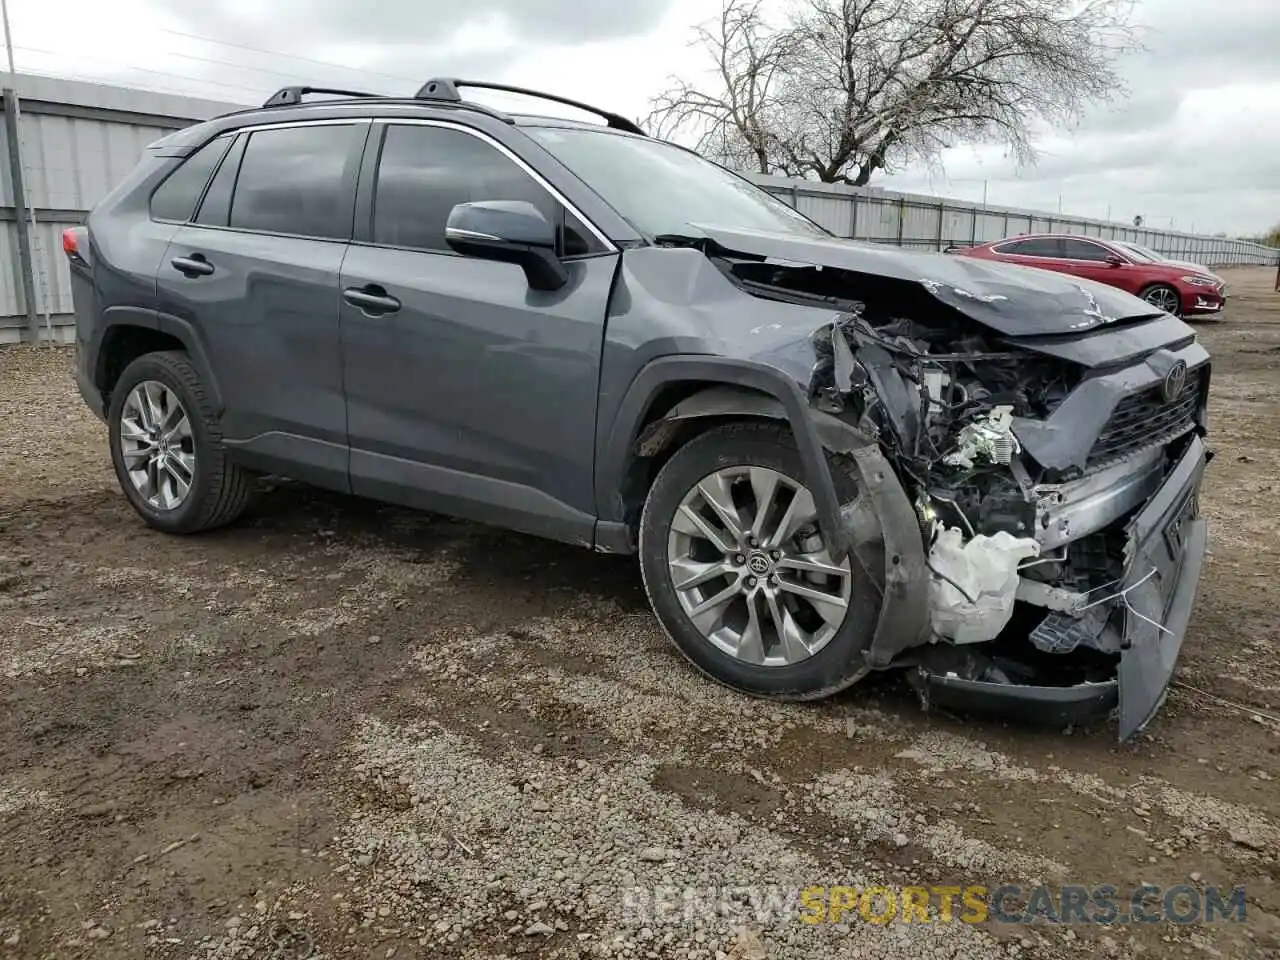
left=94, top=308, right=225, bottom=416
left=154, top=311, right=226, bottom=415
left=596, top=356, right=846, bottom=558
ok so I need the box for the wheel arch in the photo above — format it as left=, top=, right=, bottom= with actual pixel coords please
left=594, top=357, right=845, bottom=556
left=96, top=310, right=224, bottom=414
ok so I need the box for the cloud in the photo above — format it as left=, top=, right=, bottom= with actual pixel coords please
left=7, top=0, right=1278, bottom=236
left=181, top=0, right=677, bottom=47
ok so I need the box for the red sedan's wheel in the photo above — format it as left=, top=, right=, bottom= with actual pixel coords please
left=1140, top=283, right=1182, bottom=317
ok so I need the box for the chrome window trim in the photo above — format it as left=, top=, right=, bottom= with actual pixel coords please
left=993, top=236, right=1131, bottom=265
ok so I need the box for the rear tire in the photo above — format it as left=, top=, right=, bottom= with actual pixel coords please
left=638, top=421, right=881, bottom=700
left=1139, top=283, right=1182, bottom=317
left=107, top=351, right=254, bottom=534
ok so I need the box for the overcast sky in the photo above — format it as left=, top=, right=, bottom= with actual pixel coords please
left=6, top=0, right=1277, bottom=236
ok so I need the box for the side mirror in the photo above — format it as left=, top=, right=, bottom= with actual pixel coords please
left=445, top=200, right=568, bottom=291
left=1105, top=254, right=1125, bottom=267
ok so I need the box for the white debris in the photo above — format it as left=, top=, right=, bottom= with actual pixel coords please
left=944, top=405, right=1020, bottom=468
left=928, top=526, right=1040, bottom=644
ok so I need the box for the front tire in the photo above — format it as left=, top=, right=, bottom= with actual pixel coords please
left=107, top=351, right=254, bottom=534
left=638, top=421, right=881, bottom=700
left=1140, top=283, right=1182, bottom=317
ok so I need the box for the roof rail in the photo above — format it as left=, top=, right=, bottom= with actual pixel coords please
left=262, top=86, right=381, bottom=108
left=415, top=78, right=644, bottom=136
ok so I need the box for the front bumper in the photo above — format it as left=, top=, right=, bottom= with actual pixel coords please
left=1183, top=289, right=1224, bottom=315
left=912, top=435, right=1209, bottom=740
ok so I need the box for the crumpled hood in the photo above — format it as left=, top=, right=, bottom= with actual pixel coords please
left=692, top=223, right=1169, bottom=338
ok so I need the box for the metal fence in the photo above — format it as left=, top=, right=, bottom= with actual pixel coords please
left=747, top=173, right=1279, bottom=267
left=2, top=74, right=1277, bottom=343
left=1, top=74, right=237, bottom=344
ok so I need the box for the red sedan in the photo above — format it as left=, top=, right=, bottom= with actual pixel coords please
left=950, top=234, right=1225, bottom=318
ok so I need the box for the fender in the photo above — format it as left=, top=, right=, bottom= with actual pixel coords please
left=594, top=355, right=846, bottom=558
left=812, top=412, right=932, bottom=667
left=154, top=311, right=226, bottom=414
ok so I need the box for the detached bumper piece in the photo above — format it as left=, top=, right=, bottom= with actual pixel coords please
left=1116, top=435, right=1208, bottom=739
left=909, top=436, right=1208, bottom=740
left=909, top=657, right=1119, bottom=731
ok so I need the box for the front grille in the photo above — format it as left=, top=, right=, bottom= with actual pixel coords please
left=1087, top=367, right=1203, bottom=467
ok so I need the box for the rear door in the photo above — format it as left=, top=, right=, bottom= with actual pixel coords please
left=339, top=120, right=619, bottom=544
left=156, top=120, right=369, bottom=490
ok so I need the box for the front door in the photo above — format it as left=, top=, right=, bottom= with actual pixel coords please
left=1058, top=238, right=1132, bottom=294
left=339, top=120, right=619, bottom=544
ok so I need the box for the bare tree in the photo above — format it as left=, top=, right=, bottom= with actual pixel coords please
left=650, top=0, right=1138, bottom=185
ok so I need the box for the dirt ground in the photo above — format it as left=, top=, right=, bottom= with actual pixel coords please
left=2, top=267, right=1279, bottom=960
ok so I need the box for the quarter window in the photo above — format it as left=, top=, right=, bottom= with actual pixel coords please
left=372, top=124, right=592, bottom=255
left=149, top=136, right=232, bottom=222
left=194, top=135, right=246, bottom=227
left=228, top=124, right=362, bottom=240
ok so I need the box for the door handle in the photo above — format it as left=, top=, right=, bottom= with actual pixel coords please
left=342, top=285, right=401, bottom=315
left=171, top=254, right=214, bottom=277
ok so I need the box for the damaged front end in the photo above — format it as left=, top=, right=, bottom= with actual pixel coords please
left=717, top=240, right=1211, bottom=740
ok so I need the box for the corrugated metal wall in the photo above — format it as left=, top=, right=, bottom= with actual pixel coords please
left=747, top=174, right=1280, bottom=266
left=1, top=75, right=1277, bottom=342
left=1, top=74, right=237, bottom=341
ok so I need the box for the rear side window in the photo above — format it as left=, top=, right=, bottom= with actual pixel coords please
left=998, top=237, right=1062, bottom=258
left=149, top=136, right=231, bottom=222
left=229, top=124, right=362, bottom=240
left=372, top=124, right=586, bottom=254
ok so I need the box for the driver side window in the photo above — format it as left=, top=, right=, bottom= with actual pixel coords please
left=371, top=124, right=597, bottom=257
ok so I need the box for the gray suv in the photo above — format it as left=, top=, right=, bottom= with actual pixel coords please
left=67, top=79, right=1210, bottom=739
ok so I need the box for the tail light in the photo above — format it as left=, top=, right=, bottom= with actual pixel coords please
left=62, top=226, right=89, bottom=265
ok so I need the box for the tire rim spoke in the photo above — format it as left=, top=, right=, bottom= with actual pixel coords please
left=747, top=466, right=781, bottom=542
left=762, top=486, right=815, bottom=551
left=671, top=503, right=735, bottom=555
left=777, top=552, right=850, bottom=579
left=696, top=473, right=747, bottom=544
left=765, top=589, right=813, bottom=664
left=777, top=578, right=849, bottom=627
left=670, top=557, right=736, bottom=593
left=735, top=592, right=767, bottom=665
left=688, top=581, right=740, bottom=633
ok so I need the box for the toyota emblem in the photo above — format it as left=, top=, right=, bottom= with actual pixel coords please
left=1161, top=360, right=1188, bottom=403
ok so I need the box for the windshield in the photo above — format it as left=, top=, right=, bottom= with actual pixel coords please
left=525, top=126, right=829, bottom=240
left=1117, top=242, right=1162, bottom=262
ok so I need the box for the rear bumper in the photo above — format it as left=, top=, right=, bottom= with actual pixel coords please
left=74, top=340, right=105, bottom=421
left=911, top=436, right=1208, bottom=740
